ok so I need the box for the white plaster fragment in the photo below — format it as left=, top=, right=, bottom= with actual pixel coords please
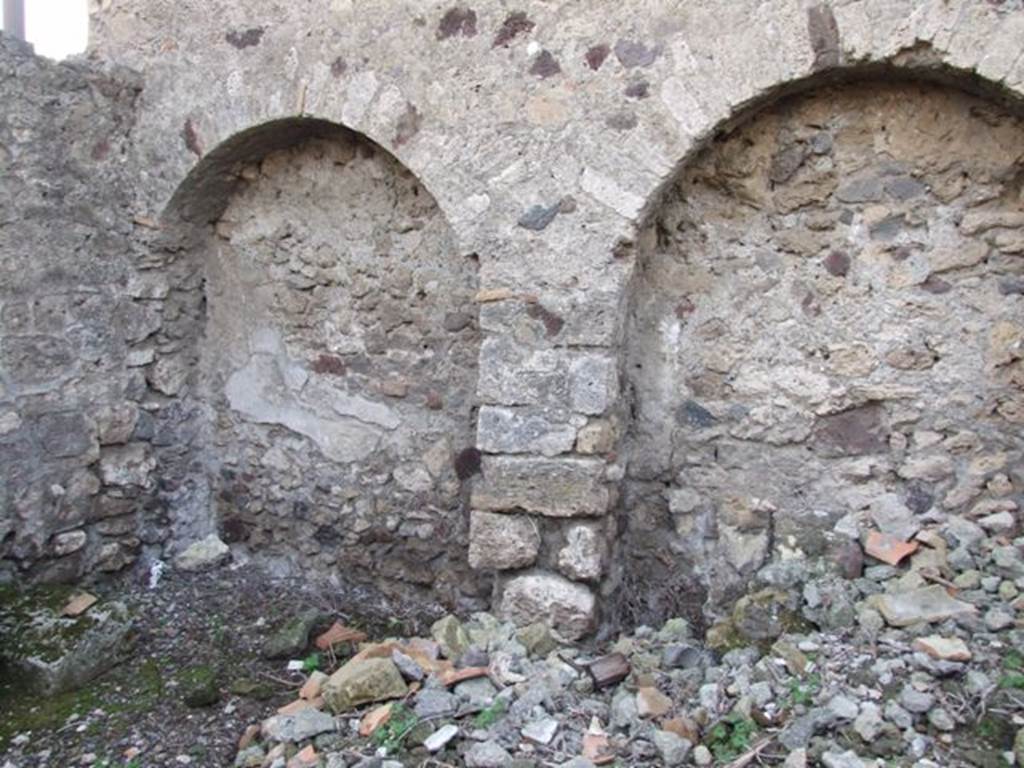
left=579, top=167, right=645, bottom=221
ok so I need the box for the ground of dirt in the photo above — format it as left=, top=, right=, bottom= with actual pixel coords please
left=0, top=563, right=441, bottom=768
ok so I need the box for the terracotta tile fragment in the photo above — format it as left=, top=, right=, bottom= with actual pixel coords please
left=636, top=686, right=672, bottom=718
left=276, top=698, right=315, bottom=715
left=286, top=745, right=317, bottom=768
left=913, top=635, right=972, bottom=662
left=238, top=723, right=260, bottom=750
left=661, top=716, right=699, bottom=743
left=583, top=718, right=615, bottom=765
left=358, top=703, right=393, bottom=737
left=439, top=666, right=489, bottom=687
left=314, top=621, right=367, bottom=650
left=865, top=530, right=919, bottom=566
left=299, top=670, right=327, bottom=700
left=61, top=592, right=98, bottom=617
left=583, top=732, right=615, bottom=765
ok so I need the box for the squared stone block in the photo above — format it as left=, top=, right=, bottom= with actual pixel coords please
left=471, top=456, right=609, bottom=517
left=500, top=571, right=596, bottom=641
left=478, top=290, right=622, bottom=347
left=468, top=510, right=540, bottom=570
left=569, top=354, right=618, bottom=415
left=556, top=522, right=606, bottom=582
left=477, top=336, right=569, bottom=407
left=477, top=405, right=579, bottom=457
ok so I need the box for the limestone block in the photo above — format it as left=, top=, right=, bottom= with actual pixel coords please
left=557, top=523, right=605, bottom=582
left=147, top=356, right=190, bottom=396
left=35, top=411, right=98, bottom=460
left=576, top=418, right=616, bottom=454
left=471, top=456, right=610, bottom=517
left=898, top=454, right=954, bottom=482
left=94, top=403, right=139, bottom=445
left=718, top=526, right=769, bottom=576
left=870, top=585, right=976, bottom=627
left=960, top=211, right=1024, bottom=235
left=175, top=534, right=230, bottom=571
left=477, top=405, right=578, bottom=457
left=569, top=354, right=618, bottom=415
left=323, top=657, right=408, bottom=713
left=500, top=571, right=596, bottom=641
left=393, top=464, right=433, bottom=492
left=478, top=290, right=622, bottom=346
left=1, top=335, right=72, bottom=387
left=52, top=530, right=87, bottom=556
left=468, top=511, right=540, bottom=570
left=989, top=321, right=1023, bottom=367
left=477, top=336, right=568, bottom=407
left=98, top=443, right=155, bottom=487
left=1, top=592, right=134, bottom=695
left=927, top=240, right=989, bottom=274
left=668, top=488, right=704, bottom=515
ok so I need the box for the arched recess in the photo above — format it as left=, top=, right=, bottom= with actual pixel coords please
left=616, top=75, right=1024, bottom=628
left=156, top=118, right=482, bottom=605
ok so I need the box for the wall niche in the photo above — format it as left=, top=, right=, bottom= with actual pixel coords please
left=618, top=81, right=1024, bottom=627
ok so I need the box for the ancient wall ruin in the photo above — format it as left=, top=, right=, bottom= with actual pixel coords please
left=0, top=36, right=151, bottom=583
left=2, top=0, right=1024, bottom=639
left=200, top=131, right=480, bottom=601
left=620, top=81, right=1024, bottom=626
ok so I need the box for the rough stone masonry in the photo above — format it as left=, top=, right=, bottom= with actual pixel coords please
left=1, top=0, right=1023, bottom=639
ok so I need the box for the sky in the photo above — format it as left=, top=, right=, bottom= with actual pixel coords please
left=3, top=0, right=88, bottom=59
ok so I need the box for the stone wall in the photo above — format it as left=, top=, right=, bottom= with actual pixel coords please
left=199, top=131, right=480, bottom=602
left=619, top=81, right=1024, bottom=627
left=3, top=0, right=1024, bottom=638
left=0, top=36, right=152, bottom=582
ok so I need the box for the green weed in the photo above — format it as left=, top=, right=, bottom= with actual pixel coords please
left=474, top=699, right=506, bottom=729
left=707, top=712, right=758, bottom=762
left=371, top=703, right=419, bottom=754
left=787, top=672, right=821, bottom=707
left=999, top=672, right=1024, bottom=690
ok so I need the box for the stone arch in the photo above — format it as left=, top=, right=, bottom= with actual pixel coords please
left=615, top=74, right=1024, bottom=630
left=155, top=118, right=482, bottom=606
left=637, top=57, right=1024, bottom=231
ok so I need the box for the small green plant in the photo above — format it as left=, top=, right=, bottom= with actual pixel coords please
left=302, top=653, right=321, bottom=673
left=787, top=672, right=821, bottom=707
left=707, top=713, right=758, bottom=761
left=999, top=672, right=1024, bottom=689
left=371, top=703, right=419, bottom=754
left=1004, top=651, right=1023, bottom=671
left=474, top=699, right=507, bottom=729
left=978, top=718, right=1000, bottom=740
